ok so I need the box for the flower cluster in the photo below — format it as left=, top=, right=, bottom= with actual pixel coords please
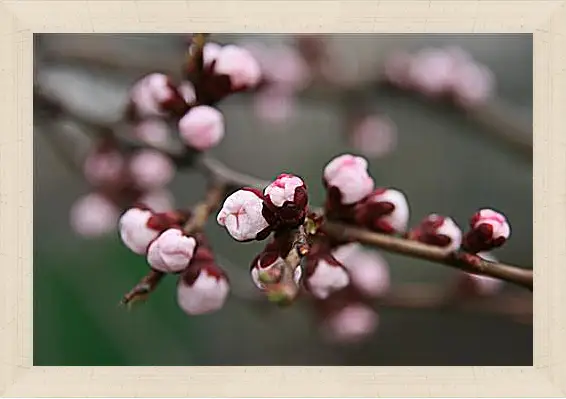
left=70, top=137, right=175, bottom=238
left=215, top=152, right=514, bottom=342
left=72, top=39, right=263, bottom=237
left=118, top=206, right=230, bottom=315
left=217, top=174, right=309, bottom=242
left=407, top=210, right=510, bottom=295
left=347, top=114, right=398, bottom=159
left=126, top=40, right=263, bottom=152
left=323, top=154, right=410, bottom=235
left=214, top=155, right=396, bottom=342
left=383, top=46, right=495, bottom=108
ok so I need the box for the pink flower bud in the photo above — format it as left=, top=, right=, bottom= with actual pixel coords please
left=323, top=154, right=375, bottom=205
left=147, top=228, right=197, bottom=273
left=129, top=73, right=187, bottom=118
left=138, top=189, right=175, bottom=213
left=250, top=252, right=302, bottom=290
left=253, top=87, right=296, bottom=124
left=261, top=174, right=308, bottom=229
left=178, top=105, right=225, bottom=151
left=133, top=119, right=171, bottom=147
left=83, top=149, right=125, bottom=186
left=203, top=42, right=222, bottom=67
left=70, top=193, right=119, bottom=237
left=408, top=214, right=462, bottom=252
left=332, top=243, right=390, bottom=298
left=129, top=150, right=175, bottom=190
left=178, top=80, right=197, bottom=105
left=118, top=207, right=160, bottom=254
left=463, top=209, right=510, bottom=253
left=450, top=62, right=495, bottom=108
left=349, top=115, right=398, bottom=158
left=261, top=45, right=311, bottom=92
left=177, top=257, right=230, bottom=316
left=264, top=174, right=305, bottom=207
left=383, top=51, right=413, bottom=88
left=305, top=256, right=350, bottom=299
left=408, top=48, right=455, bottom=97
left=323, top=304, right=378, bottom=344
left=355, top=188, right=409, bottom=234
left=213, top=45, right=262, bottom=91
left=217, top=188, right=271, bottom=242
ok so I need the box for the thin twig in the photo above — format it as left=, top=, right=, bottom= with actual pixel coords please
left=120, top=269, right=165, bottom=308
left=320, top=221, right=533, bottom=290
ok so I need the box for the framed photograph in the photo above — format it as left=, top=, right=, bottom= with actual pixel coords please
left=1, top=1, right=564, bottom=397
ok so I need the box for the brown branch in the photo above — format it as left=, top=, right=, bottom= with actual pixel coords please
left=120, top=269, right=165, bottom=307
left=35, top=92, right=532, bottom=293
left=320, top=221, right=533, bottom=291
left=120, top=181, right=228, bottom=307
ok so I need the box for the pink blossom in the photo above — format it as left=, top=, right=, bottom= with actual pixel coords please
left=177, top=267, right=230, bottom=315
left=463, top=209, right=510, bottom=253
left=70, top=193, right=119, bottom=237
left=253, top=87, right=296, bottom=124
left=383, top=51, right=413, bottom=88
left=261, top=44, right=311, bottom=92
left=264, top=174, right=305, bottom=207
left=129, top=150, right=175, bottom=190
left=83, top=149, right=125, bottom=186
left=178, top=105, right=225, bottom=151
left=177, top=80, right=197, bottom=105
left=133, top=119, right=170, bottom=147
left=217, top=189, right=270, bottom=241
left=203, top=42, right=222, bottom=67
left=356, top=188, right=410, bottom=234
left=305, top=258, right=350, bottom=299
left=250, top=253, right=302, bottom=290
left=147, top=228, right=197, bottom=273
left=349, top=115, right=398, bottom=158
left=118, top=207, right=160, bottom=255
left=471, top=209, right=510, bottom=238
left=323, top=304, right=378, bottom=344
left=213, top=45, right=262, bottom=90
left=332, top=243, right=390, bottom=298
left=408, top=48, right=456, bottom=97
left=408, top=214, right=462, bottom=252
left=450, top=62, right=495, bottom=107
left=323, top=154, right=375, bottom=205
left=129, top=73, right=176, bottom=117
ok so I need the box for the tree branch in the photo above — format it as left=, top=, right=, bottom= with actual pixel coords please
left=320, top=221, right=533, bottom=290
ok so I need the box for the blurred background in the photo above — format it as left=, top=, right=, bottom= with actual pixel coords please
left=34, top=34, right=532, bottom=366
